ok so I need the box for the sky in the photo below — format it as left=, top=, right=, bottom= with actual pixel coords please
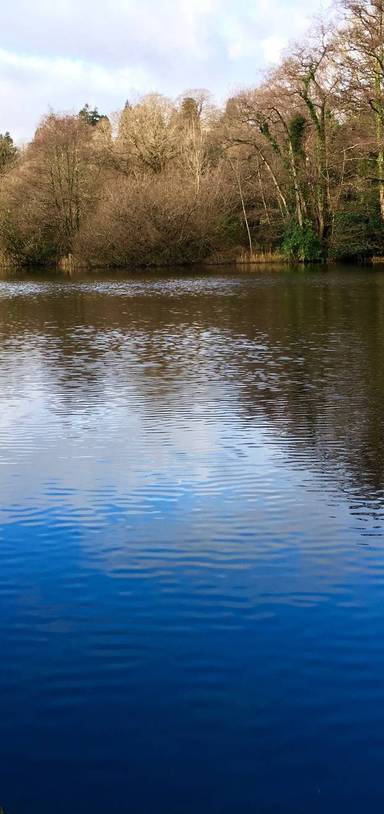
left=1, top=0, right=327, bottom=143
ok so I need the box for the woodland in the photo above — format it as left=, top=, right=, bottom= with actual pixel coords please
left=1, top=0, right=384, bottom=267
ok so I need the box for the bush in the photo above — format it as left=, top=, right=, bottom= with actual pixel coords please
left=0, top=177, right=60, bottom=265
left=75, top=169, right=233, bottom=267
left=329, top=208, right=384, bottom=260
left=282, top=220, right=323, bottom=262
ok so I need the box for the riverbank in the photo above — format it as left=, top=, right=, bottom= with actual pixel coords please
left=1, top=248, right=383, bottom=273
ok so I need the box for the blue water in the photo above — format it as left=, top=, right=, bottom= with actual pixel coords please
left=1, top=268, right=384, bottom=812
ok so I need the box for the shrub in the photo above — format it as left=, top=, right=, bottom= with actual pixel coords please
left=329, top=209, right=384, bottom=260
left=282, top=220, right=323, bottom=262
left=75, top=169, right=233, bottom=267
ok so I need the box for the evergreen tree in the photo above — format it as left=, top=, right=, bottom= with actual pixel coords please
left=78, top=104, right=106, bottom=127
left=0, top=132, right=17, bottom=172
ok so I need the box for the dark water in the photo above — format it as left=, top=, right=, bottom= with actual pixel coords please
left=1, top=266, right=384, bottom=814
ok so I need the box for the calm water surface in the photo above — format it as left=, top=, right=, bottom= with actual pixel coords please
left=1, top=266, right=384, bottom=813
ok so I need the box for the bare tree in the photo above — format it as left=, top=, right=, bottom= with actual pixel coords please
left=340, top=0, right=384, bottom=219
left=115, top=94, right=180, bottom=175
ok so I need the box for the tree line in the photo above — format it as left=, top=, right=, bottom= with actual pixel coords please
left=1, top=0, right=384, bottom=268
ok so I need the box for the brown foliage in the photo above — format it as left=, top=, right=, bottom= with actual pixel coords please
left=0, top=114, right=103, bottom=264
left=2, top=10, right=384, bottom=269
left=75, top=167, right=234, bottom=267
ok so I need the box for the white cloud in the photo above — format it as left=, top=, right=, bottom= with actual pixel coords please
left=261, top=36, right=287, bottom=64
left=0, top=0, right=331, bottom=142
left=0, top=49, right=152, bottom=142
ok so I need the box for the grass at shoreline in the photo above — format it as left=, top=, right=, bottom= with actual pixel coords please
left=236, top=249, right=288, bottom=265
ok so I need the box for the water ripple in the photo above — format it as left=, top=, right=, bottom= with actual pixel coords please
left=1, top=267, right=384, bottom=813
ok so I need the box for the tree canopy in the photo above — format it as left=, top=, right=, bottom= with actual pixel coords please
left=1, top=3, right=384, bottom=267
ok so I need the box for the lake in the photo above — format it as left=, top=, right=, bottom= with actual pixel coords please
left=1, top=266, right=384, bottom=813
